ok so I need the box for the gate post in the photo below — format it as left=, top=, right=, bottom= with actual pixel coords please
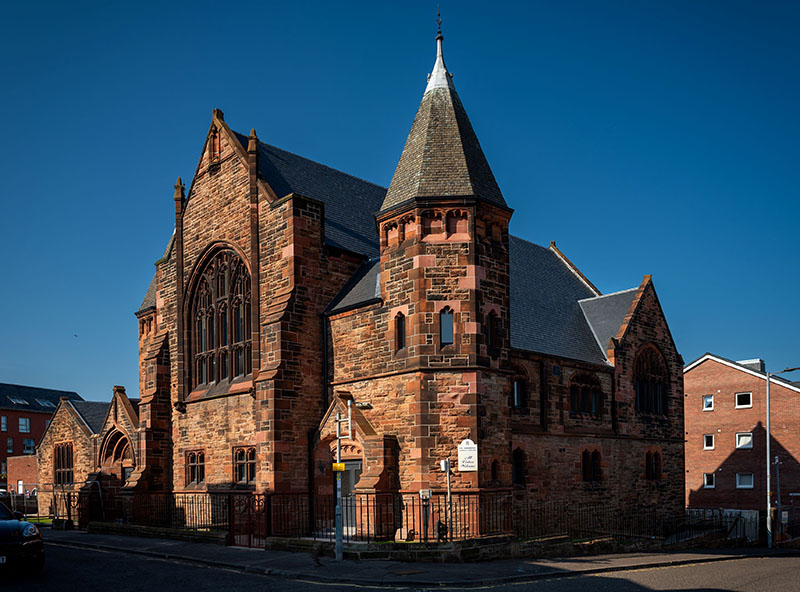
left=265, top=493, right=272, bottom=538
left=227, top=492, right=234, bottom=546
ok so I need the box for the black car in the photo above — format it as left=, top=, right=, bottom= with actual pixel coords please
left=0, top=503, right=44, bottom=571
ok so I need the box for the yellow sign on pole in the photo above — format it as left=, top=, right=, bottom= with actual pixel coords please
left=332, top=462, right=345, bottom=472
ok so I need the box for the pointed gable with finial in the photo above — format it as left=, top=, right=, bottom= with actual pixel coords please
left=379, top=17, right=507, bottom=214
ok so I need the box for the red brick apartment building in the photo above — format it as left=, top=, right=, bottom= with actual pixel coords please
left=684, top=354, right=800, bottom=511
left=36, top=31, right=685, bottom=513
left=0, top=383, right=83, bottom=487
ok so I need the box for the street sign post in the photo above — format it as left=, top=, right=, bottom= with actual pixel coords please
left=334, top=400, right=352, bottom=561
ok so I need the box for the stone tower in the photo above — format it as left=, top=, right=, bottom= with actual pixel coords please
left=375, top=26, right=514, bottom=489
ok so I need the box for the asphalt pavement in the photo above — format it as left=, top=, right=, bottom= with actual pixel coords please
left=40, top=527, right=798, bottom=588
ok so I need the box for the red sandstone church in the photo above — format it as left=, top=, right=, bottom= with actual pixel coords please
left=38, top=30, right=685, bottom=513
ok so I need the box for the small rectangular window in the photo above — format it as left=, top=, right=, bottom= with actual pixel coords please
left=0, top=416, right=5, bottom=431
left=513, top=380, right=526, bottom=408
left=35, top=399, right=56, bottom=408
left=23, top=439, right=35, bottom=454
left=735, top=392, right=752, bottom=409
left=736, top=432, right=753, bottom=449
left=395, top=313, right=406, bottom=352
left=702, top=395, right=714, bottom=411
left=703, top=472, right=715, bottom=488
left=19, top=417, right=31, bottom=433
left=703, top=434, right=715, bottom=450
left=7, top=438, right=13, bottom=453
left=736, top=472, right=754, bottom=489
left=440, top=309, right=454, bottom=347
left=8, top=397, right=29, bottom=405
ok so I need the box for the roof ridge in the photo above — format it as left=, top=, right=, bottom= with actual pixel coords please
left=508, top=234, right=549, bottom=250
left=685, top=353, right=800, bottom=393
left=233, top=130, right=387, bottom=193
left=0, top=382, right=79, bottom=394
left=578, top=287, right=638, bottom=303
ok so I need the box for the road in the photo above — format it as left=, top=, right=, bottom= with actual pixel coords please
left=5, top=545, right=800, bottom=591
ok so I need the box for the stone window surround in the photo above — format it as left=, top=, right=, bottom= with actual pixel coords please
left=54, top=441, right=74, bottom=485
left=569, top=373, right=603, bottom=418
left=188, top=248, right=253, bottom=393
left=633, top=343, right=668, bottom=416
left=233, top=446, right=256, bottom=485
left=185, top=449, right=206, bottom=486
left=581, top=449, right=602, bottom=483
left=645, top=450, right=662, bottom=481
left=389, top=304, right=410, bottom=357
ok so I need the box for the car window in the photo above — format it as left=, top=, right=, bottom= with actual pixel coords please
left=0, top=503, right=12, bottom=520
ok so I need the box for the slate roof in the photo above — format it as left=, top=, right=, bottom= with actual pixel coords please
left=69, top=401, right=109, bottom=434
left=0, top=383, right=83, bottom=413
left=327, top=235, right=638, bottom=367
left=579, top=288, right=638, bottom=355
left=138, top=275, right=157, bottom=313
left=379, top=41, right=507, bottom=213
left=326, top=258, right=381, bottom=314
left=509, top=237, right=610, bottom=365
left=233, top=132, right=386, bottom=258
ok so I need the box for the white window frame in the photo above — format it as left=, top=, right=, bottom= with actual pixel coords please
left=703, top=434, right=715, bottom=450
left=736, top=472, right=754, bottom=489
left=19, top=417, right=31, bottom=433
left=736, top=432, right=753, bottom=449
left=702, top=395, right=714, bottom=411
left=735, top=392, right=752, bottom=409
left=703, top=472, right=715, bottom=488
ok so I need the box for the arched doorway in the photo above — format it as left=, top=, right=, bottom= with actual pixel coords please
left=100, top=430, right=136, bottom=484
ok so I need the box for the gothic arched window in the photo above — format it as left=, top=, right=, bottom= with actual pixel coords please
left=634, top=345, right=668, bottom=415
left=191, top=249, right=251, bottom=389
left=570, top=374, right=602, bottom=417
left=395, top=312, right=406, bottom=352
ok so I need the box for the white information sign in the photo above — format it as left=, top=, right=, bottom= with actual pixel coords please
left=457, top=439, right=478, bottom=472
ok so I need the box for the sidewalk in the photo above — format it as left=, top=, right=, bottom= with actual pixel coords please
left=43, top=528, right=795, bottom=587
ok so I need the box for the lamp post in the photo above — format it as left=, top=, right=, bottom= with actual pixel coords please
left=766, top=365, right=800, bottom=549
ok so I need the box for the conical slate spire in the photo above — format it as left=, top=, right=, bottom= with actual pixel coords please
left=379, top=26, right=506, bottom=213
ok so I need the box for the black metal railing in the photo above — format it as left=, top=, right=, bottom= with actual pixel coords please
left=52, top=488, right=761, bottom=549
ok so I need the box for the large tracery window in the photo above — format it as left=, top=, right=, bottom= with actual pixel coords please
left=634, top=345, right=668, bottom=415
left=191, top=249, right=252, bottom=389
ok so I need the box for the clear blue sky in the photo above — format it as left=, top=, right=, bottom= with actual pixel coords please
left=1, top=1, right=798, bottom=401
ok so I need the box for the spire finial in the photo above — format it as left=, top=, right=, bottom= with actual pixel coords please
left=425, top=7, right=454, bottom=93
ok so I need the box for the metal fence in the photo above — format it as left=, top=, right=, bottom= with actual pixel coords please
left=5, top=487, right=761, bottom=549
